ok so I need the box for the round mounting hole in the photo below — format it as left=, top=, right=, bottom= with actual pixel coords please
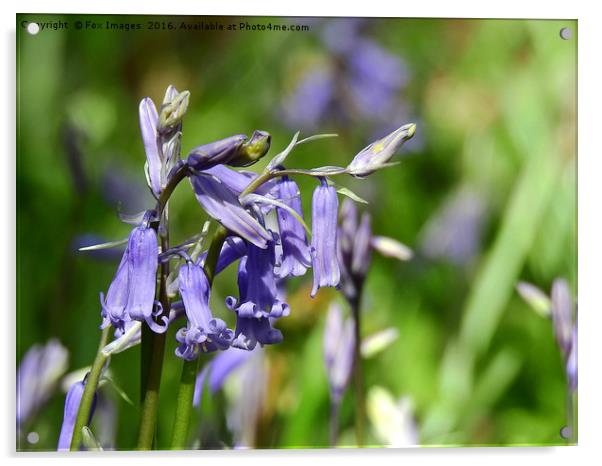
left=560, top=27, right=572, bottom=40
left=26, top=22, right=40, bottom=35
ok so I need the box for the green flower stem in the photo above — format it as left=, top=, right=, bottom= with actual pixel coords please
left=170, top=357, right=200, bottom=449
left=349, top=294, right=366, bottom=447
left=137, top=233, right=171, bottom=450
left=239, top=167, right=348, bottom=199
left=169, top=226, right=228, bottom=449
left=70, top=326, right=111, bottom=451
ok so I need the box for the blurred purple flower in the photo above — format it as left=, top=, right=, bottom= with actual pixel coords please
left=420, top=188, right=487, bottom=266
left=17, top=339, right=68, bottom=430
left=193, top=348, right=253, bottom=406
left=551, top=279, right=574, bottom=359
left=175, top=261, right=234, bottom=360
left=311, top=179, right=340, bottom=297
left=57, top=380, right=97, bottom=451
left=281, top=18, right=420, bottom=150
left=282, top=68, right=335, bottom=132
left=323, top=303, right=355, bottom=402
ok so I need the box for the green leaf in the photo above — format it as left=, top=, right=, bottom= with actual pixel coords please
left=335, top=186, right=368, bottom=204
left=100, top=375, right=135, bottom=407
left=78, top=238, right=128, bottom=252
left=81, top=426, right=103, bottom=451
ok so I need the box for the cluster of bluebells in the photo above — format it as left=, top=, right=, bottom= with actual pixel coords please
left=57, top=83, right=415, bottom=449
left=93, top=84, right=415, bottom=363
left=281, top=18, right=421, bottom=148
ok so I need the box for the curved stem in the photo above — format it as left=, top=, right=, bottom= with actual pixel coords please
left=349, top=293, right=366, bottom=447
left=239, top=167, right=348, bottom=198
left=137, top=232, right=171, bottom=450
left=69, top=326, right=111, bottom=450
left=169, top=226, right=228, bottom=449
left=329, top=399, right=340, bottom=447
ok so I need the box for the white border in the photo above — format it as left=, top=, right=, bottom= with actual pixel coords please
left=3, top=1, right=600, bottom=465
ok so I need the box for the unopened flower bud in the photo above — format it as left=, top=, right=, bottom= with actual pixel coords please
left=159, top=90, right=190, bottom=133
left=229, top=130, right=272, bottom=167
left=347, top=123, right=416, bottom=178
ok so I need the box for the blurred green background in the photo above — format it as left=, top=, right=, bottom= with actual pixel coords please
left=16, top=15, right=576, bottom=450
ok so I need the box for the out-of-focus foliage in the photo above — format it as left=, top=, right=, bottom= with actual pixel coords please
left=16, top=15, right=576, bottom=450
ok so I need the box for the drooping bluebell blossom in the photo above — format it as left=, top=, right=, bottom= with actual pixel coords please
left=57, top=380, right=97, bottom=451
left=227, top=255, right=284, bottom=350
left=228, top=239, right=289, bottom=318
left=323, top=303, right=355, bottom=403
left=100, top=246, right=131, bottom=335
left=175, top=260, right=234, bottom=360
left=275, top=177, right=312, bottom=278
left=191, top=173, right=272, bottom=249
left=125, top=224, right=167, bottom=333
left=338, top=198, right=413, bottom=301
left=99, top=220, right=167, bottom=334
left=193, top=348, right=253, bottom=406
left=17, top=340, right=68, bottom=430
left=310, top=178, right=340, bottom=297
left=346, top=123, right=416, bottom=178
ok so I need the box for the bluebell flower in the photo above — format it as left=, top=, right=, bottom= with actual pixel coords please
left=274, top=177, right=312, bottom=278
left=282, top=68, right=335, bottom=132
left=193, top=348, right=253, bottom=406
left=99, top=221, right=167, bottom=334
left=57, top=380, right=97, bottom=451
left=175, top=260, right=234, bottom=360
left=420, top=188, right=487, bottom=266
left=551, top=279, right=574, bottom=360
left=191, top=173, right=272, bottom=249
left=226, top=254, right=285, bottom=350
left=310, top=178, right=340, bottom=297
left=323, top=303, right=355, bottom=403
left=125, top=224, right=167, bottom=333
left=567, top=319, right=577, bottom=392
left=227, top=239, right=289, bottom=319
left=100, top=247, right=131, bottom=334
left=346, top=123, right=416, bottom=178
left=17, top=340, right=68, bottom=430
left=215, top=236, right=248, bottom=274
